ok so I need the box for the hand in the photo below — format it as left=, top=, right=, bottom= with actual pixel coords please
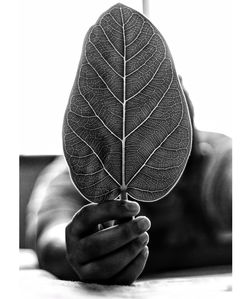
left=65, top=199, right=151, bottom=285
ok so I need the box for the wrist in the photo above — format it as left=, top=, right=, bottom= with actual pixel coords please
left=37, top=222, right=67, bottom=251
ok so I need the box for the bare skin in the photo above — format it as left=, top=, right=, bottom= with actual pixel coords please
left=31, top=81, right=231, bottom=285
left=65, top=200, right=150, bottom=284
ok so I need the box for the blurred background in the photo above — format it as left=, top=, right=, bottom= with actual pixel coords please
left=20, top=0, right=232, bottom=155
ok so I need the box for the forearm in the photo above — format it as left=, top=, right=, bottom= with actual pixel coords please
left=26, top=157, right=89, bottom=279
left=37, top=222, right=79, bottom=280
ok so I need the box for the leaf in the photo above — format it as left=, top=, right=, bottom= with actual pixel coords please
left=63, top=3, right=192, bottom=203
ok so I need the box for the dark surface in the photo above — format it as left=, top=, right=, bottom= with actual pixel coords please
left=19, top=155, right=57, bottom=248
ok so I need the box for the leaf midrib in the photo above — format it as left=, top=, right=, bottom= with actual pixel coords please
left=120, top=7, right=127, bottom=196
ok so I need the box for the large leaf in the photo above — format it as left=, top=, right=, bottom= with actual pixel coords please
left=63, top=3, right=192, bottom=202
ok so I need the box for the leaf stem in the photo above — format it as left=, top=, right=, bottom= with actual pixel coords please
left=120, top=189, right=128, bottom=201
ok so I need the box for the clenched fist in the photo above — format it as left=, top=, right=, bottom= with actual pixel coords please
left=65, top=199, right=151, bottom=285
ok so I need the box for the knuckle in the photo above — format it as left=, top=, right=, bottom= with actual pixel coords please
left=83, top=203, right=97, bottom=215
left=73, top=203, right=96, bottom=223
left=80, top=205, right=97, bottom=224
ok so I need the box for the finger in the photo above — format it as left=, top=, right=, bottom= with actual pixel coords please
left=76, top=219, right=150, bottom=263
left=78, top=234, right=149, bottom=282
left=112, top=246, right=149, bottom=285
left=115, top=196, right=139, bottom=225
left=67, top=199, right=140, bottom=238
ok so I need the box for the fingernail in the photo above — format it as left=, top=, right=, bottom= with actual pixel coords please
left=142, top=246, right=149, bottom=257
left=123, top=201, right=140, bottom=213
left=138, top=233, right=149, bottom=245
left=135, top=217, right=151, bottom=232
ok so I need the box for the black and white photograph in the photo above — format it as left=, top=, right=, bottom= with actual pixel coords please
left=2, top=0, right=249, bottom=297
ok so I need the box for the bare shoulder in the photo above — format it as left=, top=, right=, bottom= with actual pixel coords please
left=196, top=130, right=232, bottom=153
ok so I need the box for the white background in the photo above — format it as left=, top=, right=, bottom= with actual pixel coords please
left=20, top=0, right=232, bottom=155
left=1, top=1, right=250, bottom=296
